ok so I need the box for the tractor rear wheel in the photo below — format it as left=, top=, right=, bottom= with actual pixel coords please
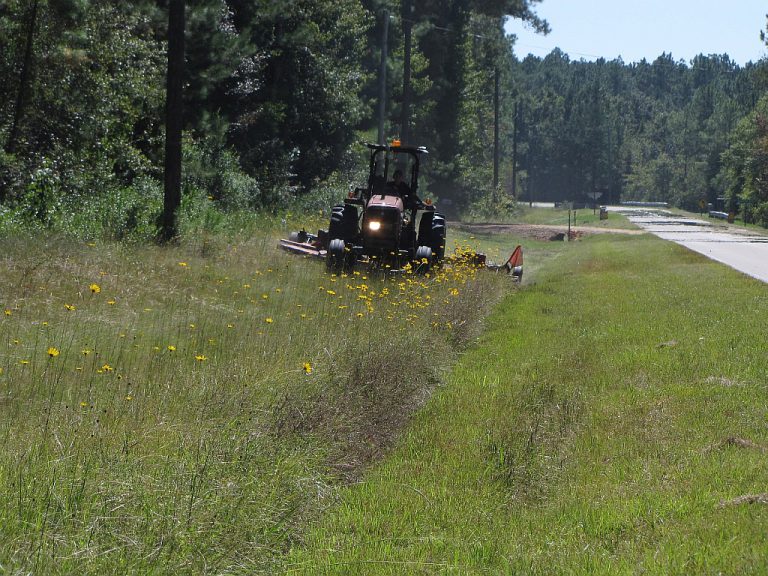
left=430, top=213, right=446, bottom=262
left=328, top=204, right=358, bottom=243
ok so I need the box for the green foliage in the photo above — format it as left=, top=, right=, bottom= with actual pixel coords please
left=6, top=0, right=768, bottom=234
left=515, top=52, right=765, bottom=212
left=0, top=1, right=165, bottom=205
left=466, top=188, right=520, bottom=221
left=226, top=0, right=371, bottom=196
left=721, top=94, right=768, bottom=224
left=182, top=132, right=260, bottom=211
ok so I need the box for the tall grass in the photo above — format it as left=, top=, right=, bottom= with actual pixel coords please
left=0, top=220, right=517, bottom=573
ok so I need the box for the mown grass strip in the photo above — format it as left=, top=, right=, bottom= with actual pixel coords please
left=287, top=233, right=768, bottom=575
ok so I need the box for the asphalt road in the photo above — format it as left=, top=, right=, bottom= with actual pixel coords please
left=609, top=207, right=768, bottom=283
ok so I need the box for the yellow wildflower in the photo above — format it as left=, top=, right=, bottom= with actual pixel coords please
left=167, top=345, right=176, bottom=352
left=265, top=317, right=273, bottom=324
left=47, top=347, right=60, bottom=358
left=89, top=283, right=101, bottom=294
left=64, top=304, right=76, bottom=311
left=302, top=362, right=312, bottom=375
left=195, top=354, right=207, bottom=362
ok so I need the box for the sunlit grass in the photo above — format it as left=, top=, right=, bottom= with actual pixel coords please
left=0, top=219, right=522, bottom=573
left=515, top=206, right=639, bottom=229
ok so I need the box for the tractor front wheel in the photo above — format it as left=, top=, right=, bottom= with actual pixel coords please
left=414, top=245, right=433, bottom=274
left=327, top=238, right=346, bottom=272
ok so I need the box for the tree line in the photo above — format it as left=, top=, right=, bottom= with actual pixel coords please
left=512, top=49, right=768, bottom=224
left=2, top=1, right=768, bottom=236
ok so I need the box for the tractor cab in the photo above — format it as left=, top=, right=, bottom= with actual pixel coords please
left=362, top=141, right=427, bottom=209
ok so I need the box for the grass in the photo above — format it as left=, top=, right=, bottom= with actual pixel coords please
left=4, top=215, right=765, bottom=574
left=0, top=219, right=521, bottom=574
left=515, top=206, right=639, bottom=229
left=286, top=232, right=768, bottom=574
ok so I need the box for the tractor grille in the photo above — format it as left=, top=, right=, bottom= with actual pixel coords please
left=363, top=206, right=401, bottom=253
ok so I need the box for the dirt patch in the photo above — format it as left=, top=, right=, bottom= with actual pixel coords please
left=703, top=375, right=741, bottom=387
left=453, top=222, right=645, bottom=241
left=719, top=493, right=768, bottom=508
left=705, top=436, right=767, bottom=454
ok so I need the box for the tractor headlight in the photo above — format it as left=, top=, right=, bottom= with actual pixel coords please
left=368, top=220, right=381, bottom=231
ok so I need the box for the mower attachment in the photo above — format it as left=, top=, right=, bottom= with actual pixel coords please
left=485, top=245, right=524, bottom=281
left=278, top=230, right=326, bottom=259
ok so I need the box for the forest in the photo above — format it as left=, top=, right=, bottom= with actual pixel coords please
left=2, top=0, right=768, bottom=236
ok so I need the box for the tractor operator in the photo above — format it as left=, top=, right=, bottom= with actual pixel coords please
left=389, top=169, right=411, bottom=197
left=389, top=169, right=424, bottom=209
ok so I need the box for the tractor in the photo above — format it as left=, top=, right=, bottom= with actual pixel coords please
left=282, top=141, right=446, bottom=273
left=325, top=140, right=445, bottom=273
left=279, top=141, right=522, bottom=280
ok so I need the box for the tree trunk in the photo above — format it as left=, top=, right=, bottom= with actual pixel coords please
left=493, top=67, right=500, bottom=192
left=4, top=0, right=39, bottom=159
left=161, top=0, right=185, bottom=242
left=400, top=0, right=413, bottom=144
left=377, top=9, right=389, bottom=145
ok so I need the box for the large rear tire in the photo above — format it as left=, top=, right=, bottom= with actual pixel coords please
left=328, top=204, right=358, bottom=243
left=417, top=212, right=434, bottom=246
left=430, top=213, right=446, bottom=262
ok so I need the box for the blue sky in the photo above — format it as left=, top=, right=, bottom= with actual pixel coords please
left=504, top=0, right=768, bottom=65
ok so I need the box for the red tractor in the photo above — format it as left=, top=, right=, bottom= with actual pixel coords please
left=280, top=141, right=523, bottom=280
left=322, top=141, right=446, bottom=273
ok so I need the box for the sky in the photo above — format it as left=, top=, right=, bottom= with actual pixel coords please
left=504, top=0, right=768, bottom=65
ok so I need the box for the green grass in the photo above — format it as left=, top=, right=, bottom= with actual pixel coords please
left=0, top=221, right=521, bottom=574
left=516, top=206, right=639, bottom=229
left=286, top=232, right=768, bottom=574
left=4, top=219, right=765, bottom=574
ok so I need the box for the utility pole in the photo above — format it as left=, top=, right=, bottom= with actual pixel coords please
left=400, top=0, right=414, bottom=144
left=512, top=100, right=520, bottom=199
left=493, top=67, right=500, bottom=192
left=377, top=9, right=389, bottom=145
left=161, top=0, right=185, bottom=242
